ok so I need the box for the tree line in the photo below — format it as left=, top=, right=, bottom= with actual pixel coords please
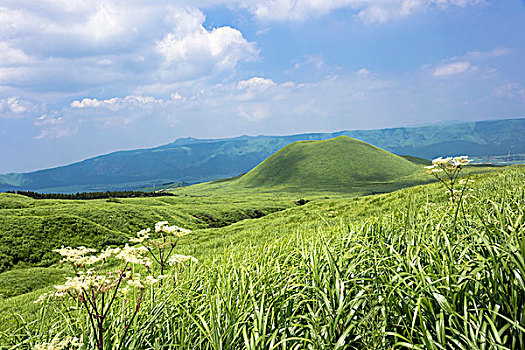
left=5, top=190, right=175, bottom=200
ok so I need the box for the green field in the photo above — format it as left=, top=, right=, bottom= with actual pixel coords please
left=0, top=136, right=522, bottom=348
left=0, top=161, right=522, bottom=348
left=0, top=191, right=293, bottom=274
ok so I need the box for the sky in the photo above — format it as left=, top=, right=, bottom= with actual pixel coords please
left=1, top=0, right=524, bottom=173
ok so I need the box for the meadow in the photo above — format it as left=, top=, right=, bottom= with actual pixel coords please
left=0, top=162, right=522, bottom=349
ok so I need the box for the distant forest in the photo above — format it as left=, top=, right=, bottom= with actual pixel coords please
left=5, top=190, right=175, bottom=200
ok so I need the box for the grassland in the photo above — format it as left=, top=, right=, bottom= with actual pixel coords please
left=0, top=191, right=294, bottom=274
left=0, top=164, right=523, bottom=349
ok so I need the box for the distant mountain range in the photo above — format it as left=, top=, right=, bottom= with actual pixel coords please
left=1, top=118, right=524, bottom=193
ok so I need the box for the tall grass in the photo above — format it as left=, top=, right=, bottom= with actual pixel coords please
left=1, top=168, right=524, bottom=349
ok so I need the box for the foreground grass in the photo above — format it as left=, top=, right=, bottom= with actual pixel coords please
left=0, top=166, right=523, bottom=348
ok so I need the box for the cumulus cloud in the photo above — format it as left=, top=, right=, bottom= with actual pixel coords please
left=237, top=77, right=276, bottom=90
left=430, top=46, right=510, bottom=79
left=0, top=42, right=33, bottom=65
left=0, top=96, right=38, bottom=118
left=0, top=2, right=261, bottom=99
left=240, top=0, right=483, bottom=23
left=0, top=0, right=484, bottom=96
left=5, top=97, right=27, bottom=113
left=33, top=114, right=74, bottom=139
left=156, top=8, right=259, bottom=78
left=433, top=61, right=477, bottom=77
left=71, top=96, right=168, bottom=110
left=35, top=95, right=174, bottom=139
left=0, top=1, right=163, bottom=45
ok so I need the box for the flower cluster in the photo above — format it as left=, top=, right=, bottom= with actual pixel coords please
left=34, top=336, right=82, bottom=350
left=168, top=254, right=198, bottom=265
left=424, top=156, right=471, bottom=173
left=425, top=156, right=474, bottom=203
left=36, top=220, right=196, bottom=350
left=116, top=244, right=151, bottom=267
left=155, top=221, right=192, bottom=238
left=35, top=255, right=153, bottom=305
left=52, top=246, right=97, bottom=266
left=120, top=274, right=166, bottom=295
left=52, top=246, right=122, bottom=269
left=130, top=228, right=151, bottom=243
left=129, top=221, right=196, bottom=278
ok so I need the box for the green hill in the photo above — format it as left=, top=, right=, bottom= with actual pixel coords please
left=238, top=136, right=420, bottom=190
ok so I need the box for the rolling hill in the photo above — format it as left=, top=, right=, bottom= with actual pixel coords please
left=1, top=118, right=524, bottom=193
left=237, top=136, right=419, bottom=189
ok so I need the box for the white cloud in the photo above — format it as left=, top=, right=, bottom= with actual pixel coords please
left=74, top=3, right=124, bottom=42
left=33, top=114, right=73, bottom=139
left=466, top=47, right=510, bottom=59
left=430, top=46, right=509, bottom=79
left=0, top=96, right=37, bottom=117
left=71, top=95, right=168, bottom=110
left=6, top=97, right=27, bottom=113
left=294, top=55, right=324, bottom=70
left=433, top=61, right=477, bottom=77
left=0, top=1, right=160, bottom=44
left=237, top=77, right=276, bottom=90
left=356, top=68, right=370, bottom=76
left=0, top=42, right=33, bottom=65
left=37, top=94, right=175, bottom=139
left=237, top=104, right=270, bottom=121
left=31, top=63, right=518, bottom=144
left=240, top=0, right=483, bottom=23
left=494, top=82, right=525, bottom=100
left=156, top=8, right=258, bottom=77
left=96, top=58, right=113, bottom=66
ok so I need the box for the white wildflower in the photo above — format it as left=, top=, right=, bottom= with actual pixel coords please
left=145, top=275, right=159, bottom=286
left=155, top=221, right=191, bottom=237
left=164, top=225, right=192, bottom=238
left=458, top=179, right=475, bottom=185
left=116, top=245, right=151, bottom=267
left=34, top=292, right=51, bottom=304
left=130, top=228, right=151, bottom=243
left=127, top=276, right=144, bottom=289
left=53, top=246, right=98, bottom=265
left=168, top=254, right=198, bottom=265
left=120, top=285, right=131, bottom=296
left=155, top=221, right=169, bottom=232
left=34, top=336, right=82, bottom=350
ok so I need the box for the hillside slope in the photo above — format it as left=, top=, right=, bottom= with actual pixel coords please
left=1, top=166, right=523, bottom=348
left=238, top=136, right=419, bottom=189
left=0, top=192, right=291, bottom=273
left=1, top=118, right=523, bottom=192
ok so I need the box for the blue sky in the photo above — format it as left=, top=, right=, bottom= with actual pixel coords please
left=1, top=0, right=524, bottom=173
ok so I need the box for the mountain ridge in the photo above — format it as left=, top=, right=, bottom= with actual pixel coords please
left=1, top=118, right=524, bottom=193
